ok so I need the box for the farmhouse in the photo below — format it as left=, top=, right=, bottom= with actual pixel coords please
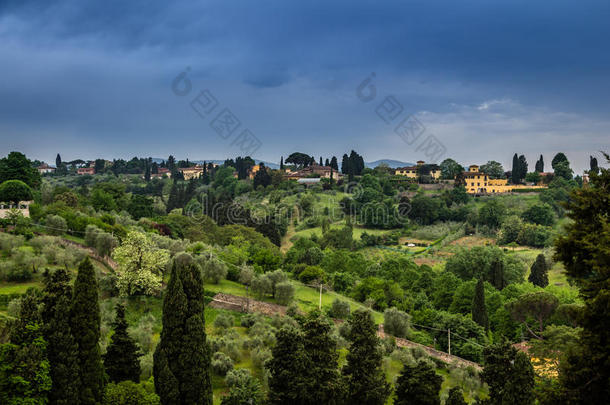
left=77, top=167, right=95, bottom=175
left=178, top=165, right=204, bottom=180
left=285, top=164, right=342, bottom=181
left=394, top=160, right=441, bottom=180
left=463, top=165, right=547, bottom=194
left=37, top=163, right=55, bottom=174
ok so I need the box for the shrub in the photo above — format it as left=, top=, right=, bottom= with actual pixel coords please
left=103, top=381, right=160, bottom=405
left=383, top=307, right=410, bottom=338
left=275, top=281, right=294, bottom=305
left=214, top=312, right=234, bottom=329
left=45, top=214, right=67, bottom=235
left=298, top=265, right=326, bottom=283
left=225, top=368, right=253, bottom=388
left=211, top=352, right=234, bottom=376
left=327, top=299, right=350, bottom=319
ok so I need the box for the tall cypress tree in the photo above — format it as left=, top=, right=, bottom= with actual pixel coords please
left=330, top=156, right=338, bottom=170
left=267, top=326, right=309, bottom=404
left=511, top=153, right=520, bottom=184
left=490, top=259, right=506, bottom=290
left=154, top=254, right=212, bottom=405
left=535, top=154, right=544, bottom=172
left=472, top=278, right=489, bottom=330
left=342, top=310, right=391, bottom=405
left=341, top=154, right=349, bottom=174
left=528, top=254, right=548, bottom=288
left=279, top=156, right=284, bottom=170
left=301, top=311, right=344, bottom=404
left=502, top=352, right=535, bottom=404
left=71, top=257, right=104, bottom=405
left=42, top=268, right=80, bottom=405
left=518, top=155, right=528, bottom=182
left=104, top=303, right=141, bottom=383
left=394, top=360, right=442, bottom=405
left=445, top=387, right=467, bottom=405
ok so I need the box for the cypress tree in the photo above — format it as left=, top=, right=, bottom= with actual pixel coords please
left=472, top=278, right=489, bottom=330
left=589, top=155, right=599, bottom=174
left=511, top=153, right=520, bottom=184
left=71, top=257, right=104, bottom=405
left=528, top=254, right=548, bottom=288
left=502, top=352, right=535, bottom=404
left=342, top=310, right=391, bottom=405
left=490, top=259, right=506, bottom=290
left=341, top=154, right=349, bottom=174
left=330, top=156, right=338, bottom=171
left=56, top=153, right=62, bottom=168
left=267, top=326, right=309, bottom=404
left=103, top=303, right=142, bottom=383
left=154, top=253, right=212, bottom=405
left=325, top=158, right=330, bottom=166
left=279, top=156, right=284, bottom=170
left=445, top=387, right=467, bottom=405
left=319, top=156, right=323, bottom=166
left=166, top=181, right=179, bottom=213
left=518, top=155, right=528, bottom=182
left=144, top=160, right=151, bottom=182
left=42, top=269, right=80, bottom=405
left=394, top=360, right=442, bottom=405
left=301, top=311, right=344, bottom=404
left=535, top=154, right=544, bottom=172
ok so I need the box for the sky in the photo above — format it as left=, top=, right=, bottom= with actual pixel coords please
left=0, top=0, right=608, bottom=172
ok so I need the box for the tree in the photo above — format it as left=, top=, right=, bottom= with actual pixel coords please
left=285, top=152, right=312, bottom=168
left=71, top=257, right=104, bottom=405
left=42, top=268, right=80, bottom=405
left=342, top=310, right=391, bottom=405
left=103, top=381, right=159, bottom=405
left=275, top=281, right=294, bottom=305
left=394, top=360, right=442, bottom=405
left=267, top=326, right=309, bottom=404
left=472, top=278, right=489, bottom=329
left=341, top=153, right=349, bottom=174
left=528, top=254, right=548, bottom=288
left=112, top=231, right=170, bottom=296
left=589, top=155, right=599, bottom=174
left=445, top=387, right=467, bottom=405
left=253, top=164, right=272, bottom=188
left=221, top=369, right=264, bottom=405
left=480, top=160, right=504, bottom=179
left=0, top=292, right=52, bottom=405
left=127, top=195, right=153, bottom=220
left=104, top=304, right=142, bottom=383
left=551, top=152, right=568, bottom=170
left=383, top=307, right=410, bottom=338
left=553, top=160, right=573, bottom=180
left=555, top=153, right=610, bottom=403
left=301, top=311, right=344, bottom=404
left=330, top=156, right=339, bottom=171
left=153, top=253, right=212, bottom=405
left=478, top=199, right=506, bottom=228
left=522, top=203, right=555, bottom=226
left=279, top=156, right=284, bottom=170
left=512, top=153, right=520, bottom=184
left=507, top=292, right=559, bottom=338
left=440, top=158, right=464, bottom=180
left=518, top=155, right=528, bottom=182
left=56, top=153, right=62, bottom=169
left=482, top=339, right=534, bottom=405
left=0, top=180, right=33, bottom=203
left=201, top=255, right=228, bottom=284
left=0, top=151, right=41, bottom=188
left=535, top=154, right=544, bottom=172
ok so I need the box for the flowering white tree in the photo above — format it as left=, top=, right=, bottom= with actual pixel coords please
left=112, top=231, right=170, bottom=296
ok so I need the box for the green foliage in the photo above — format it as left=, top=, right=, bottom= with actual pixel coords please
left=555, top=155, right=610, bottom=403
left=71, top=258, right=104, bottom=405
left=445, top=387, right=467, bottom=405
left=153, top=253, right=212, bottom=405
left=342, top=310, right=391, bottom=405
left=528, top=253, right=548, bottom=288
left=201, top=255, right=228, bottom=284
left=221, top=369, right=264, bottom=405
left=45, top=214, right=67, bottom=235
left=0, top=151, right=41, bottom=188
left=482, top=339, right=534, bottom=405
left=298, top=265, right=326, bottom=283
left=480, top=161, right=505, bottom=179
left=521, top=203, right=555, bottom=226
left=445, top=246, right=525, bottom=286
left=104, top=304, right=142, bottom=383
left=507, top=291, right=559, bottom=337
left=440, top=158, right=464, bottom=180
left=112, top=231, right=170, bottom=296
left=0, top=180, right=33, bottom=203
left=478, top=199, right=506, bottom=228
left=41, top=268, right=80, bottom=405
left=275, top=281, right=295, bottom=305
left=267, top=326, right=309, bottom=404
left=472, top=278, right=489, bottom=329
left=127, top=195, right=153, bottom=220
left=394, top=360, right=442, bottom=405
left=211, top=352, right=234, bottom=376
left=103, top=381, right=160, bottom=405
left=328, top=299, right=350, bottom=319
left=383, top=307, right=410, bottom=338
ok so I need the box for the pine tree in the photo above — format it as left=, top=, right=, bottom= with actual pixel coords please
left=267, top=326, right=309, bottom=404
left=528, top=254, right=548, bottom=288
left=445, top=387, right=467, bottom=405
left=42, top=268, right=80, bottom=405
left=301, top=311, right=344, bottom=404
left=104, top=303, right=142, bottom=383
left=0, top=292, right=52, bottom=405
left=472, top=278, right=489, bottom=329
left=394, top=360, right=442, bottom=405
left=71, top=257, right=104, bottom=405
left=342, top=310, right=391, bottom=405
left=154, top=254, right=212, bottom=405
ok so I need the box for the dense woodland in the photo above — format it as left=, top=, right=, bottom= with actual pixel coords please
left=0, top=150, right=607, bottom=404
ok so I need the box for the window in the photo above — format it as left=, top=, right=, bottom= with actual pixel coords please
left=477, top=183, right=480, bottom=186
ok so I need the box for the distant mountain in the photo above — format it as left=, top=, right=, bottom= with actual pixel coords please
left=151, top=158, right=280, bottom=169
left=365, top=159, right=414, bottom=169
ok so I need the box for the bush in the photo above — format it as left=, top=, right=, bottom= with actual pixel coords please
left=275, top=281, right=294, bottom=305
left=225, top=368, right=253, bottom=388
left=298, top=265, right=326, bottom=283
left=327, top=299, right=350, bottom=319
left=45, top=214, right=67, bottom=235
left=383, top=307, right=410, bottom=338
left=214, top=312, right=234, bottom=329
left=211, top=351, right=234, bottom=376
left=103, top=381, right=159, bottom=405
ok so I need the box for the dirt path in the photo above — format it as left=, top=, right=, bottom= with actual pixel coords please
left=209, top=292, right=482, bottom=371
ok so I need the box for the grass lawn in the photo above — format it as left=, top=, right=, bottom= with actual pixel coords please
left=0, top=280, right=43, bottom=294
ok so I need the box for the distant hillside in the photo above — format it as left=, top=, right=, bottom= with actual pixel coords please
left=365, top=159, right=414, bottom=169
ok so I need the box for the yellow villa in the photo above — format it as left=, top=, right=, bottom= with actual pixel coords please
left=394, top=161, right=441, bottom=180
left=463, top=165, right=547, bottom=194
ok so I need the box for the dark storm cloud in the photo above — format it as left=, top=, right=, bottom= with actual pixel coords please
left=0, top=0, right=608, bottom=171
